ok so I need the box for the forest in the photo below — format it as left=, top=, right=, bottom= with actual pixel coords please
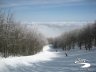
left=0, top=9, right=96, bottom=58
left=48, top=21, right=96, bottom=51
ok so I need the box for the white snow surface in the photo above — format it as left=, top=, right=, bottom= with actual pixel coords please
left=75, top=58, right=91, bottom=68
left=0, top=45, right=96, bottom=72
left=80, top=63, right=91, bottom=68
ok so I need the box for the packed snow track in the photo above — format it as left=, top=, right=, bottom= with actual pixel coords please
left=0, top=45, right=96, bottom=72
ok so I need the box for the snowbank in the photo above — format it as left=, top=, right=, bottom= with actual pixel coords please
left=0, top=45, right=58, bottom=72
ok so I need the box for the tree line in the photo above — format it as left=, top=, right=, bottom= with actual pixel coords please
left=48, top=22, right=96, bottom=51
left=0, top=10, right=47, bottom=57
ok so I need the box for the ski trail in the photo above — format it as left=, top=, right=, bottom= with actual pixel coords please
left=0, top=45, right=96, bottom=72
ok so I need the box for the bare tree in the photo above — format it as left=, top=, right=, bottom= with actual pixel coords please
left=0, top=10, right=47, bottom=57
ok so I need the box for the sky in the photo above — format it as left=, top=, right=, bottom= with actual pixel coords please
left=0, top=0, right=96, bottom=24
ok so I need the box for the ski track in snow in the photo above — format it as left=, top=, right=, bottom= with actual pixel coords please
left=0, top=45, right=96, bottom=72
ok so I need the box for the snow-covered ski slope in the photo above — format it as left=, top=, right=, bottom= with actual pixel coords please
left=0, top=45, right=96, bottom=72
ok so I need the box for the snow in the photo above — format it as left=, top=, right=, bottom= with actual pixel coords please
left=0, top=45, right=96, bottom=72
left=75, top=58, right=91, bottom=68
left=80, top=63, right=91, bottom=68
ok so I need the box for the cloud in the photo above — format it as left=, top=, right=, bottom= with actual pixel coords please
left=31, top=21, right=88, bottom=37
left=32, top=21, right=88, bottom=29
left=0, top=0, right=90, bottom=8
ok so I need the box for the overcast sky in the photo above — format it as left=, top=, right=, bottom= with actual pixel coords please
left=0, top=0, right=96, bottom=24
